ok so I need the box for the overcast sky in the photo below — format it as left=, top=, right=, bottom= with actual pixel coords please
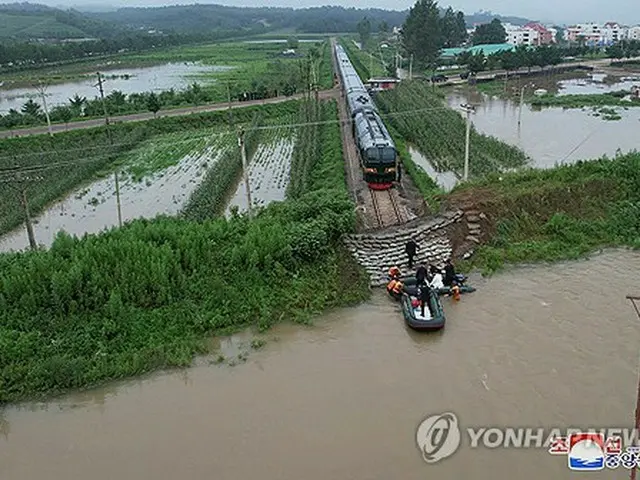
left=57, top=0, right=639, bottom=26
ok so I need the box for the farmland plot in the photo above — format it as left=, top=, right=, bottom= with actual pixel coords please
left=226, top=127, right=296, bottom=215
left=0, top=131, right=231, bottom=252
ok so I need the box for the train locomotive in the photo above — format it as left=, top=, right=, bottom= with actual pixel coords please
left=334, top=43, right=398, bottom=190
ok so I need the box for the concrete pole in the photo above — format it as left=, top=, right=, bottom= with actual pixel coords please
left=36, top=82, right=53, bottom=137
left=409, top=54, right=413, bottom=80
left=518, top=85, right=525, bottom=128
left=238, top=130, right=253, bottom=218
left=20, top=184, right=37, bottom=250
left=463, top=104, right=474, bottom=181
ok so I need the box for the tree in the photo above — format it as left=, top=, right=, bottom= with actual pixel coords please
left=440, top=7, right=467, bottom=48
left=21, top=99, right=42, bottom=118
left=401, top=0, right=442, bottom=68
left=51, top=106, right=73, bottom=126
left=286, top=37, right=298, bottom=50
left=467, top=52, right=486, bottom=73
left=472, top=19, right=506, bottom=45
left=379, top=21, right=389, bottom=34
left=68, top=94, right=86, bottom=117
left=146, top=92, right=161, bottom=117
left=357, top=17, right=372, bottom=46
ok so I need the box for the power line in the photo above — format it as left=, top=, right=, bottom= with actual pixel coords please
left=0, top=105, right=458, bottom=166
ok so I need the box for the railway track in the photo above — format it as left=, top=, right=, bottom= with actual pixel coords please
left=330, top=37, right=411, bottom=232
left=368, top=188, right=407, bottom=230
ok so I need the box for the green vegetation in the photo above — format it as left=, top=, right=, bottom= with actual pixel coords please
left=340, top=39, right=386, bottom=80
left=0, top=98, right=369, bottom=404
left=182, top=113, right=264, bottom=220
left=1, top=40, right=334, bottom=131
left=451, top=152, right=640, bottom=275
left=0, top=101, right=297, bottom=237
left=0, top=12, right=86, bottom=39
left=376, top=81, right=529, bottom=178
left=401, top=0, right=467, bottom=67
left=531, top=92, right=640, bottom=108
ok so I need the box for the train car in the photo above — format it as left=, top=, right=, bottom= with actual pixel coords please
left=334, top=43, right=398, bottom=190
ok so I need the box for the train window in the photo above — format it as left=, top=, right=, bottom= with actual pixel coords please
left=366, top=148, right=379, bottom=162
left=381, top=147, right=396, bottom=163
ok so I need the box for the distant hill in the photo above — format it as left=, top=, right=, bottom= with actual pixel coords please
left=88, top=4, right=409, bottom=34
left=465, top=10, right=535, bottom=26
left=0, top=2, right=128, bottom=39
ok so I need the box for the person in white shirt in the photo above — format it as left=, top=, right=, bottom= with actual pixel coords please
left=429, top=265, right=444, bottom=289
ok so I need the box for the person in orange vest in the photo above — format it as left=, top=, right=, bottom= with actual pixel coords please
left=388, top=265, right=401, bottom=280
left=450, top=281, right=461, bottom=302
left=386, top=278, right=398, bottom=294
left=391, top=279, right=404, bottom=300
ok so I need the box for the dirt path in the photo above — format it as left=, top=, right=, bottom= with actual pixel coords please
left=0, top=89, right=339, bottom=139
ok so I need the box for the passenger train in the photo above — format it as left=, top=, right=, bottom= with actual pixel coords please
left=334, top=43, right=398, bottom=190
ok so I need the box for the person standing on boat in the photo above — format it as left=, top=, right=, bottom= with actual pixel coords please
left=418, top=283, right=435, bottom=318
left=443, top=258, right=456, bottom=287
left=429, top=268, right=445, bottom=290
left=415, top=263, right=428, bottom=286
left=405, top=239, right=418, bottom=269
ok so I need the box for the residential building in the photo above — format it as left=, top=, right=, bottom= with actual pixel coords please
left=602, top=22, right=627, bottom=45
left=547, top=26, right=559, bottom=43
left=525, top=23, right=554, bottom=44
left=628, top=26, right=640, bottom=40
left=565, top=23, right=603, bottom=46
left=504, top=23, right=540, bottom=46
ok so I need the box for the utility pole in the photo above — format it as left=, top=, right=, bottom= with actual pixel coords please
left=96, top=72, right=122, bottom=228
left=518, top=84, right=526, bottom=128
left=409, top=54, right=414, bottom=80
left=461, top=103, right=475, bottom=181
left=627, top=295, right=640, bottom=480
left=227, top=81, right=233, bottom=127
left=35, top=81, right=53, bottom=137
left=238, top=129, right=253, bottom=218
left=0, top=172, right=42, bottom=250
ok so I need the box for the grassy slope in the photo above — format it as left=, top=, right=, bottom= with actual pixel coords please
left=448, top=152, right=640, bottom=274
left=0, top=98, right=370, bottom=404
left=0, top=12, right=87, bottom=39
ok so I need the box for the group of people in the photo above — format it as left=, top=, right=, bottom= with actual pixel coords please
left=386, top=256, right=462, bottom=319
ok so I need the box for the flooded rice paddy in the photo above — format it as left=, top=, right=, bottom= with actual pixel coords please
left=226, top=131, right=295, bottom=215
left=0, top=62, right=233, bottom=114
left=0, top=133, right=230, bottom=252
left=1, top=250, right=639, bottom=479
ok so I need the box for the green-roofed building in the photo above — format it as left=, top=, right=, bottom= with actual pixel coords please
left=440, top=43, right=515, bottom=58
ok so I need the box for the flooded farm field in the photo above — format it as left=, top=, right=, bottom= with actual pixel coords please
left=441, top=73, right=640, bottom=170
left=406, top=144, right=459, bottom=192
left=0, top=63, right=233, bottom=114
left=0, top=131, right=232, bottom=253
left=226, top=129, right=296, bottom=215
left=1, top=250, right=638, bottom=479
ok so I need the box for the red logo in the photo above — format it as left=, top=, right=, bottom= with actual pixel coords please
left=549, top=436, right=569, bottom=454
left=604, top=436, right=622, bottom=454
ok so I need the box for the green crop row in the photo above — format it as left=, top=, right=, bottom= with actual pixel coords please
left=181, top=112, right=264, bottom=221
left=376, top=81, right=529, bottom=178
left=0, top=101, right=299, bottom=237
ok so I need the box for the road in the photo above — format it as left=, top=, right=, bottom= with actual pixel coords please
left=404, top=55, right=640, bottom=85
left=1, top=89, right=339, bottom=139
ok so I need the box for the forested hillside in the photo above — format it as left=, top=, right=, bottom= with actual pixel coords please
left=0, top=2, right=127, bottom=39
left=89, top=5, right=409, bottom=34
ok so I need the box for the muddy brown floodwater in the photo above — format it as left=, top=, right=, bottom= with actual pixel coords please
left=1, top=250, right=639, bottom=479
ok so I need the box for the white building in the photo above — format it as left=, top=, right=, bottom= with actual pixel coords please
left=628, top=26, right=640, bottom=40
left=565, top=23, right=604, bottom=45
left=602, top=22, right=627, bottom=45
left=503, top=23, right=540, bottom=46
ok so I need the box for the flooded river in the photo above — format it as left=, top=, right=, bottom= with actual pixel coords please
left=0, top=63, right=232, bottom=114
left=1, top=250, right=639, bottom=479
